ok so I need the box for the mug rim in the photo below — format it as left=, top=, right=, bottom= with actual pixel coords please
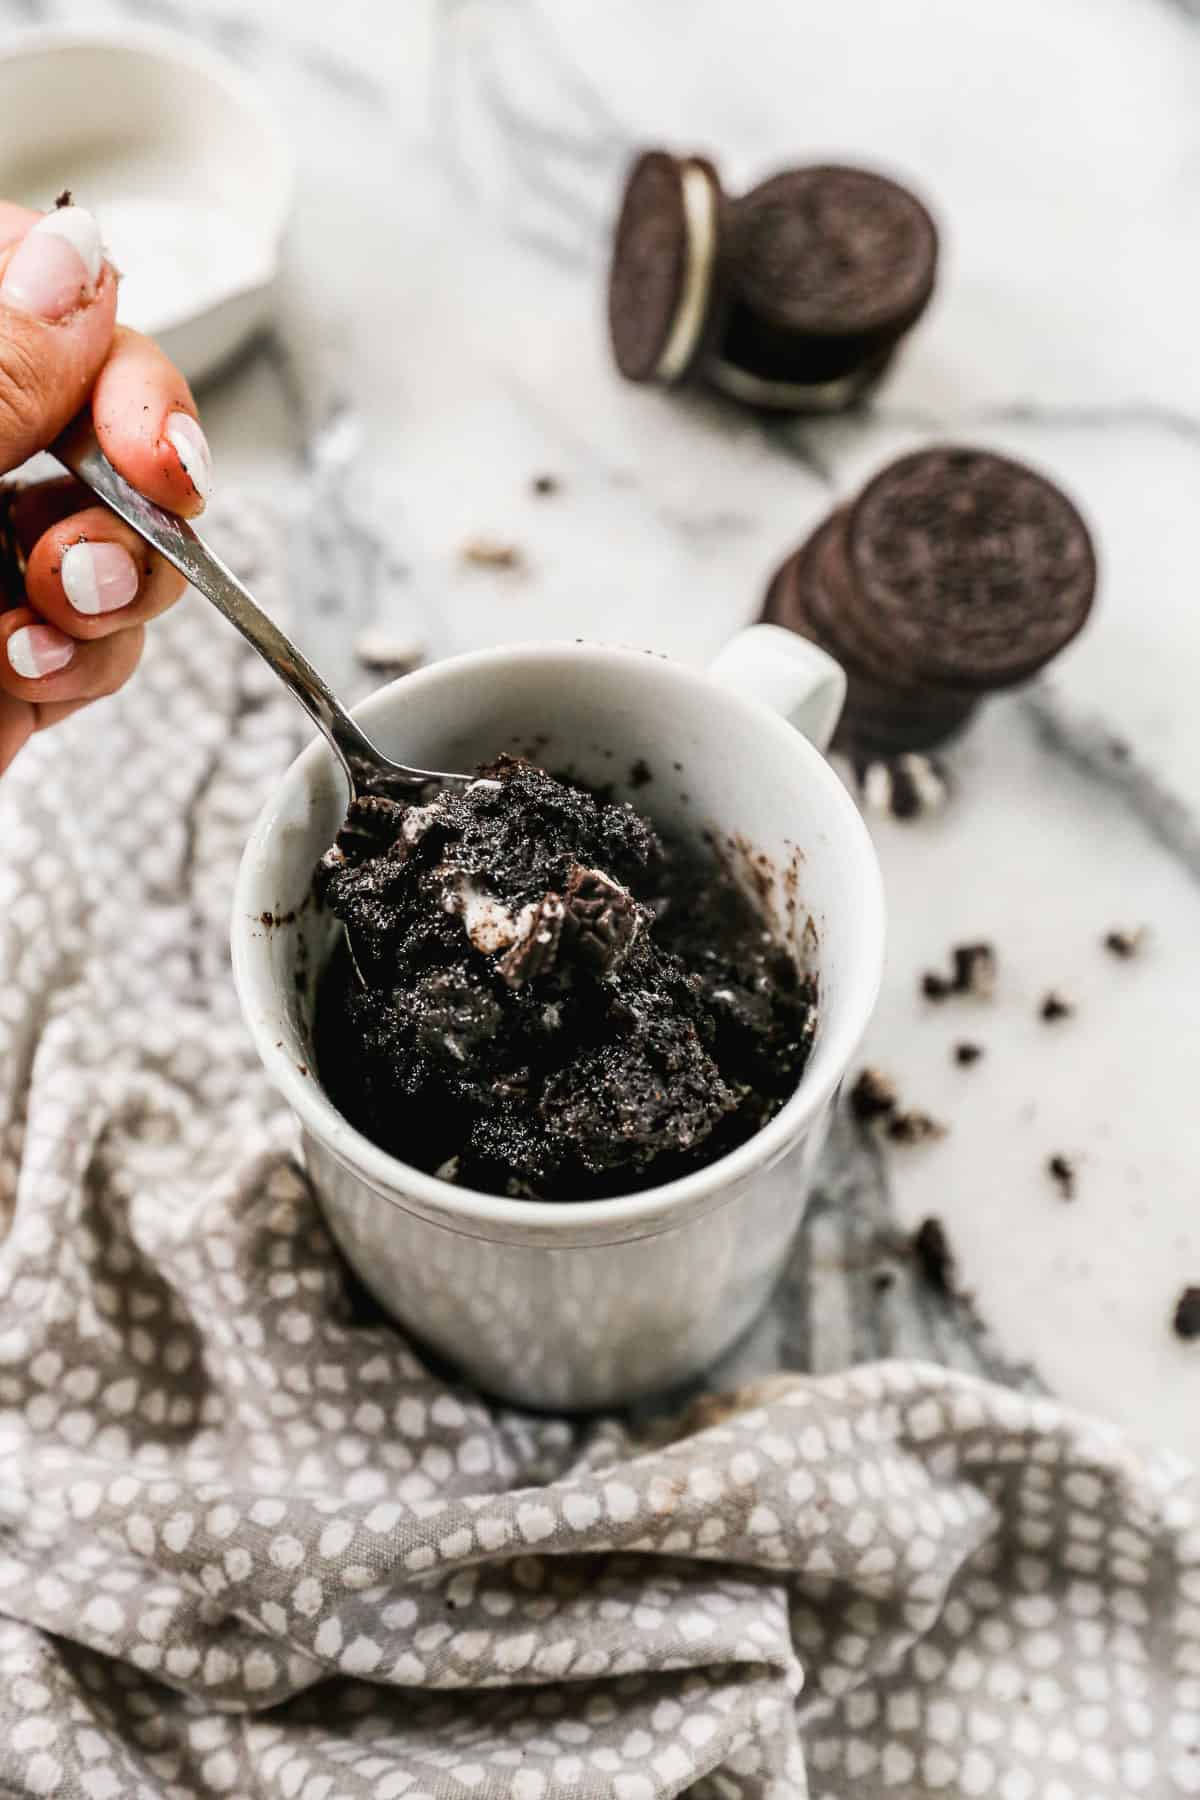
left=231, top=638, right=885, bottom=1236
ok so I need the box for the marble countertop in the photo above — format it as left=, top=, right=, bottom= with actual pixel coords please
left=14, top=0, right=1200, bottom=1455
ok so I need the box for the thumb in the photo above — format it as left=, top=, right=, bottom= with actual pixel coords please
left=0, top=204, right=117, bottom=474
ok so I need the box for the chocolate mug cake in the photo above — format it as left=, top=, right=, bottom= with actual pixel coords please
left=316, top=757, right=817, bottom=1201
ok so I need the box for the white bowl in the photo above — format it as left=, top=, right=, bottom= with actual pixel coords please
left=0, top=25, right=293, bottom=384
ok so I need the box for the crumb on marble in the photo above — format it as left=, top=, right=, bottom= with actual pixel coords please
left=858, top=753, right=949, bottom=821
left=954, top=1041, right=984, bottom=1066
left=461, top=535, right=525, bottom=571
left=887, top=1109, right=947, bottom=1146
left=531, top=474, right=560, bottom=497
left=1047, top=1153, right=1075, bottom=1199
left=1040, top=991, right=1074, bottom=1023
left=848, top=1066, right=898, bottom=1123
left=353, top=630, right=425, bottom=677
left=912, top=1216, right=956, bottom=1295
left=1172, top=1286, right=1200, bottom=1341
left=1104, top=926, right=1146, bottom=960
left=922, top=941, right=996, bottom=1003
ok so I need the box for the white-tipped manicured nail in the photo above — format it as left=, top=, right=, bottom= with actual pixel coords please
left=165, top=412, right=212, bottom=505
left=7, top=624, right=75, bottom=679
left=61, top=541, right=140, bottom=615
left=0, top=206, right=103, bottom=319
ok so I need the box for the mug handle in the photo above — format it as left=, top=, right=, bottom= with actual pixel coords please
left=708, top=623, right=847, bottom=753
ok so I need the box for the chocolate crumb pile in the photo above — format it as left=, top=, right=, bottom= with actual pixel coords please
left=315, top=757, right=816, bottom=1200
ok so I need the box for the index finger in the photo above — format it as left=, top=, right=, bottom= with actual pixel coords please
left=90, top=326, right=212, bottom=518
left=0, top=202, right=39, bottom=251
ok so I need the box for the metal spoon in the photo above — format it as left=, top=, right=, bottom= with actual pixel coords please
left=51, top=413, right=485, bottom=983
left=51, top=413, right=477, bottom=803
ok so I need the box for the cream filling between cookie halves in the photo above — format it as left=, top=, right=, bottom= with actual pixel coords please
left=654, top=163, right=718, bottom=383
left=707, top=359, right=880, bottom=411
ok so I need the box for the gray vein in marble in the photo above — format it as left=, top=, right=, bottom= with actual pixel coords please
left=244, top=327, right=423, bottom=688
left=1021, top=684, right=1200, bottom=884
left=876, top=397, right=1200, bottom=450
left=638, top=1112, right=1043, bottom=1422
left=788, top=1113, right=1043, bottom=1390
left=497, top=370, right=635, bottom=485
left=112, top=0, right=388, bottom=109
left=434, top=0, right=630, bottom=266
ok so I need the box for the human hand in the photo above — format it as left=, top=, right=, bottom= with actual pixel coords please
left=0, top=200, right=212, bottom=776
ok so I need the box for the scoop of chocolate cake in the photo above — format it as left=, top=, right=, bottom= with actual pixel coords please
left=316, top=756, right=816, bottom=1201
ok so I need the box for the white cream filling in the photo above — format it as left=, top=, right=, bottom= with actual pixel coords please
left=401, top=802, right=443, bottom=845
left=707, top=358, right=881, bottom=412
left=442, top=864, right=643, bottom=970
left=654, top=163, right=718, bottom=384
left=442, top=876, right=534, bottom=957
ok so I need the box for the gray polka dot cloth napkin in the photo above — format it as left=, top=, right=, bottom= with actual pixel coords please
left=0, top=507, right=1197, bottom=1799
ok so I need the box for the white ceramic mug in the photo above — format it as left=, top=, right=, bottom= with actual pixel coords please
left=232, top=627, right=884, bottom=1409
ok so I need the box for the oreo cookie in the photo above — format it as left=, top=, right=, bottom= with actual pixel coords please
left=711, top=165, right=938, bottom=408
left=846, top=447, right=1097, bottom=690
left=761, top=447, right=1097, bottom=756
left=608, top=150, right=726, bottom=386
left=764, top=518, right=974, bottom=756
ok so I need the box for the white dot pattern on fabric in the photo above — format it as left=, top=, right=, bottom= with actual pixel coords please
left=0, top=511, right=1196, bottom=1797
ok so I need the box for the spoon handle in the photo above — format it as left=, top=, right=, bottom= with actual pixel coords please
left=51, top=413, right=376, bottom=792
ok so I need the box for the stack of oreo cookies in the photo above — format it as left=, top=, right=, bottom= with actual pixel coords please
left=608, top=150, right=937, bottom=412
left=762, top=447, right=1097, bottom=757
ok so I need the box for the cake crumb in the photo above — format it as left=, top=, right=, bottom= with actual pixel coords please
left=954, top=1041, right=984, bottom=1066
left=1173, top=1286, right=1200, bottom=1341
left=848, top=1066, right=898, bottom=1123
left=54, top=188, right=72, bottom=209
left=954, top=943, right=996, bottom=998
left=1040, top=991, right=1073, bottom=1023
left=1104, top=927, right=1146, bottom=960
left=461, top=536, right=524, bottom=571
left=858, top=754, right=949, bottom=821
left=922, top=941, right=996, bottom=1002
left=1047, top=1153, right=1075, bottom=1199
left=887, top=1109, right=947, bottom=1146
left=531, top=474, right=560, bottom=497
left=912, top=1216, right=955, bottom=1295
left=353, top=630, right=425, bottom=677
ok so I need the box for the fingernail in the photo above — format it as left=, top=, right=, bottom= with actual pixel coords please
left=0, top=206, right=103, bottom=320
left=7, top=624, right=75, bottom=679
left=165, top=412, right=212, bottom=506
left=61, top=541, right=140, bottom=615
